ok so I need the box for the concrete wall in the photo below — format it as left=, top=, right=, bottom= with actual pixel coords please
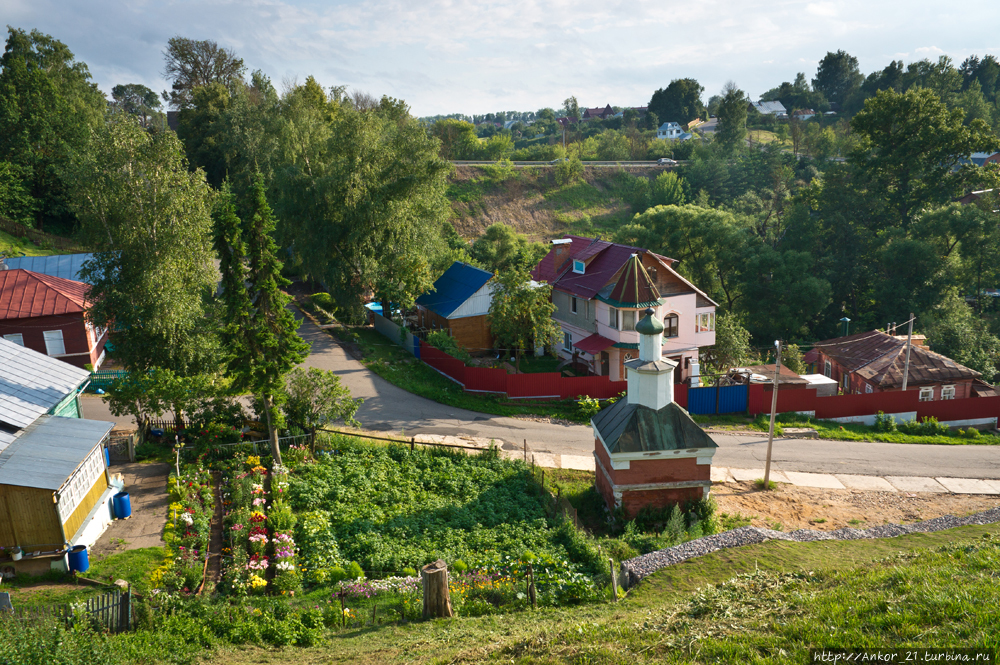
left=373, top=312, right=419, bottom=356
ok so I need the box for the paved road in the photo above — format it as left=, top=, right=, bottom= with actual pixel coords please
left=81, top=312, right=1000, bottom=479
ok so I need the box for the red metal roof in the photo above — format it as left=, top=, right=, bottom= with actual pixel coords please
left=0, top=269, right=90, bottom=321
left=574, top=333, right=616, bottom=355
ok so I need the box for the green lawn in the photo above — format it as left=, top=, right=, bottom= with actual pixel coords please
left=754, top=412, right=1000, bottom=446
left=0, top=229, right=62, bottom=257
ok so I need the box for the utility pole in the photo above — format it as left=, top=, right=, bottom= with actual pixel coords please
left=763, top=340, right=781, bottom=490
left=901, top=313, right=914, bottom=391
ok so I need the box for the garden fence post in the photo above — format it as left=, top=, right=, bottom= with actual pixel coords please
left=523, top=439, right=527, bottom=463
left=609, top=558, right=617, bottom=603
left=340, top=591, right=346, bottom=628
left=527, top=563, right=537, bottom=609
left=410, top=437, right=415, bottom=453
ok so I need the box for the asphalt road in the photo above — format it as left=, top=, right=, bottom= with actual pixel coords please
left=81, top=311, right=1000, bottom=479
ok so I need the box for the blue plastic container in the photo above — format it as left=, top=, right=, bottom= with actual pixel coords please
left=104, top=446, right=110, bottom=468
left=68, top=545, right=89, bottom=573
left=113, top=491, right=132, bottom=519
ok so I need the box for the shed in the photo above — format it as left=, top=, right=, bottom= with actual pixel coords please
left=801, top=373, right=838, bottom=397
left=415, top=262, right=495, bottom=352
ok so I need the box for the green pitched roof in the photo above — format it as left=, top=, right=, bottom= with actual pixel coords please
left=592, top=400, right=718, bottom=454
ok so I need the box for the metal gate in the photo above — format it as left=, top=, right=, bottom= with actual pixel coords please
left=687, top=385, right=749, bottom=415
left=107, top=433, right=136, bottom=464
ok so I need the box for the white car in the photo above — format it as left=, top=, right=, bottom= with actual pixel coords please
left=657, top=158, right=677, bottom=166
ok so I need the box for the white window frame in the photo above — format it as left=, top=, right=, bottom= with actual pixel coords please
left=941, top=385, right=956, bottom=400
left=2, top=333, right=24, bottom=346
left=919, top=387, right=934, bottom=402
left=571, top=297, right=578, bottom=315
left=663, top=313, right=679, bottom=338
left=43, top=330, right=66, bottom=356
left=622, top=310, right=636, bottom=331
left=823, top=360, right=832, bottom=378
left=572, top=260, right=585, bottom=274
left=563, top=332, right=572, bottom=351
left=608, top=307, right=619, bottom=329
left=865, top=383, right=873, bottom=394
left=696, top=312, right=716, bottom=332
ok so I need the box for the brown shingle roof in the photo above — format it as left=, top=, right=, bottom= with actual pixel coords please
left=606, top=254, right=660, bottom=307
left=811, top=330, right=980, bottom=388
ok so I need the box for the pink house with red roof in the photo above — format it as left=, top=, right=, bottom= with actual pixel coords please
left=0, top=269, right=108, bottom=369
left=531, top=236, right=717, bottom=384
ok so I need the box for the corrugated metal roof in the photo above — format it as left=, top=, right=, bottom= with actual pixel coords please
left=415, top=262, right=493, bottom=318
left=751, top=100, right=787, bottom=115
left=0, top=415, right=112, bottom=490
left=0, top=269, right=90, bottom=320
left=592, top=400, right=718, bottom=453
left=0, top=338, right=90, bottom=446
left=1, top=254, right=93, bottom=282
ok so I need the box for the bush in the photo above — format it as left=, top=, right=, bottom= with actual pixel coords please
left=450, top=560, right=467, bottom=575
left=555, top=156, right=584, bottom=185
left=898, top=416, right=950, bottom=437
left=963, top=427, right=981, bottom=439
left=346, top=561, right=365, bottom=580
left=426, top=330, right=473, bottom=364
left=873, top=411, right=898, bottom=433
left=577, top=396, right=601, bottom=420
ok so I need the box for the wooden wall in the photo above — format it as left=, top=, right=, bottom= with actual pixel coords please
left=0, top=485, right=64, bottom=549
left=418, top=307, right=493, bottom=353
left=62, top=474, right=111, bottom=543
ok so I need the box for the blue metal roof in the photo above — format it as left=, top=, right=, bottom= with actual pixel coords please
left=415, top=262, right=493, bottom=318
left=2, top=254, right=94, bottom=282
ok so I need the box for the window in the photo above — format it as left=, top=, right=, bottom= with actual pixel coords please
left=823, top=361, right=832, bottom=378
left=571, top=297, right=578, bottom=314
left=573, top=260, right=585, bottom=274
left=43, top=330, right=65, bottom=356
left=648, top=266, right=657, bottom=284
left=941, top=385, right=956, bottom=400
left=696, top=312, right=716, bottom=332
left=2, top=333, right=24, bottom=346
left=607, top=307, right=619, bottom=329
left=919, top=387, right=934, bottom=402
left=622, top=310, right=636, bottom=331
left=563, top=332, right=572, bottom=351
left=865, top=383, right=873, bottom=394
left=663, top=314, right=679, bottom=338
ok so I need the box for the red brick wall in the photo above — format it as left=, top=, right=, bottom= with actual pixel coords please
left=0, top=313, right=102, bottom=368
left=620, top=487, right=705, bottom=516
left=595, top=438, right=712, bottom=516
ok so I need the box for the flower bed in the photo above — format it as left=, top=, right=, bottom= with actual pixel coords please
left=156, top=462, right=214, bottom=592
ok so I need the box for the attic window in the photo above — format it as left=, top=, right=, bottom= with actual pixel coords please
left=573, top=260, right=585, bottom=274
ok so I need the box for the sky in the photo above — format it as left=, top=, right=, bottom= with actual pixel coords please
left=3, top=0, right=1000, bottom=117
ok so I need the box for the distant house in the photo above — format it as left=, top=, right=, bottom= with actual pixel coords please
left=749, top=100, right=787, bottom=116
left=582, top=105, right=615, bottom=121
left=802, top=330, right=981, bottom=400
left=531, top=236, right=717, bottom=384
left=0, top=338, right=117, bottom=573
left=556, top=117, right=573, bottom=127
left=791, top=109, right=816, bottom=120
left=415, top=262, right=495, bottom=352
left=967, top=152, right=1000, bottom=167
left=0, top=269, right=108, bottom=369
left=727, top=364, right=810, bottom=392
left=656, top=122, right=684, bottom=140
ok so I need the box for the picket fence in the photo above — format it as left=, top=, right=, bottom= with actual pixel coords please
left=0, top=589, right=132, bottom=633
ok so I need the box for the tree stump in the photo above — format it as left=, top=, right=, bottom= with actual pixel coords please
left=421, top=559, right=453, bottom=619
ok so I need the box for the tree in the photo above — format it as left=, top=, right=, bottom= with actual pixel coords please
left=813, top=50, right=864, bottom=107
left=176, top=81, right=232, bottom=187
left=850, top=87, right=1000, bottom=228
left=430, top=119, right=479, bottom=159
left=0, top=161, right=37, bottom=226
left=595, top=129, right=629, bottom=160
left=923, top=290, right=1000, bottom=382
left=699, top=313, right=754, bottom=375
left=648, top=78, right=705, bottom=125
left=470, top=223, right=547, bottom=274
left=274, top=98, right=451, bottom=320
left=69, top=113, right=219, bottom=375
left=111, top=83, right=162, bottom=126
left=562, top=96, right=580, bottom=122
left=0, top=27, right=105, bottom=230
left=214, top=178, right=310, bottom=464
left=283, top=367, right=362, bottom=434
left=488, top=268, right=561, bottom=372
left=715, top=82, right=747, bottom=154
left=651, top=171, right=685, bottom=207
left=162, top=36, right=245, bottom=109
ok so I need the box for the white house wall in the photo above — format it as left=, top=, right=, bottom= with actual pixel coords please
left=449, top=283, right=495, bottom=319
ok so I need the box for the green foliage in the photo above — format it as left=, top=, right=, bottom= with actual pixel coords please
left=162, top=36, right=246, bottom=110
left=554, top=156, right=584, bottom=185
left=70, top=113, right=220, bottom=376
left=425, top=330, right=473, bottom=363
left=576, top=396, right=601, bottom=420
left=651, top=170, right=685, bottom=207
left=715, top=82, right=748, bottom=154
left=488, top=267, right=561, bottom=371
left=648, top=78, right=706, bottom=126
left=898, top=416, right=950, bottom=437
left=469, top=222, right=547, bottom=273
left=0, top=161, right=37, bottom=226
left=873, top=411, right=898, bottom=433
left=813, top=49, right=864, bottom=107
left=346, top=561, right=365, bottom=581
left=922, top=289, right=1000, bottom=382
left=451, top=560, right=467, bottom=575
left=283, top=367, right=362, bottom=432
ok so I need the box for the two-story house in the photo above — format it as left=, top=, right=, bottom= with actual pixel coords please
left=531, top=236, right=717, bottom=385
left=656, top=122, right=684, bottom=140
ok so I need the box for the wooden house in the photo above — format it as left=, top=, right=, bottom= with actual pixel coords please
left=0, top=269, right=109, bottom=369
left=0, top=338, right=116, bottom=574
left=415, top=262, right=495, bottom=352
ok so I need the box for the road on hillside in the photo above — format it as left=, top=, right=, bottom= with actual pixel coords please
left=80, top=312, right=1000, bottom=479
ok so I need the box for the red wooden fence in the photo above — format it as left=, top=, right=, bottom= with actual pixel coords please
left=419, top=341, right=627, bottom=400
left=752, top=385, right=999, bottom=424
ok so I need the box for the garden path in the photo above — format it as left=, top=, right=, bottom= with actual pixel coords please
left=90, top=463, right=170, bottom=559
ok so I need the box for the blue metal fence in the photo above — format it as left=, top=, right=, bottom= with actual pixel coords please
left=687, top=385, right=749, bottom=415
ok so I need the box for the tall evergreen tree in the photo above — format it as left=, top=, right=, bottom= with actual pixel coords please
left=214, top=178, right=309, bottom=464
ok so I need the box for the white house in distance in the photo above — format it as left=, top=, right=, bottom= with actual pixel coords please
left=750, top=100, right=787, bottom=116
left=657, top=122, right=684, bottom=140
left=531, top=236, right=717, bottom=385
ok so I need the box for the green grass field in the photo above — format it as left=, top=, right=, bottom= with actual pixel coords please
left=0, top=229, right=62, bottom=257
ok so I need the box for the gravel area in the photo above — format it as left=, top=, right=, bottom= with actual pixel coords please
left=622, top=506, right=1000, bottom=587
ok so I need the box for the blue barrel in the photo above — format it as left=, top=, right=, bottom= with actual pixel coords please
left=68, top=545, right=89, bottom=573
left=113, top=492, right=132, bottom=519
left=104, top=446, right=110, bottom=468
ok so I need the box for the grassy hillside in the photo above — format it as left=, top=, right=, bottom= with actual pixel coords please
left=448, top=165, right=661, bottom=241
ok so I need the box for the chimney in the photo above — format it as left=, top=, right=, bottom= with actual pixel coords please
left=626, top=308, right=676, bottom=410
left=839, top=317, right=851, bottom=337
left=552, top=238, right=572, bottom=273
